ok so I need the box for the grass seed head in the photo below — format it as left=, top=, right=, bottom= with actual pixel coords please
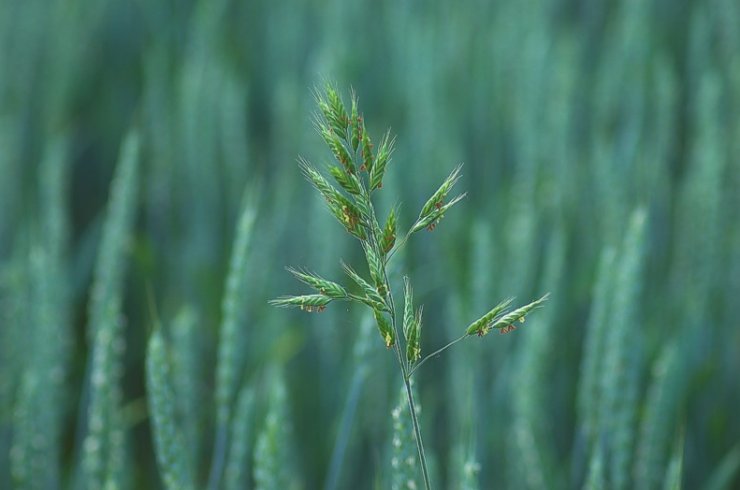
left=381, top=207, right=398, bottom=255
left=269, top=294, right=333, bottom=311
left=373, top=310, right=395, bottom=348
left=465, top=297, right=515, bottom=336
left=286, top=267, right=348, bottom=298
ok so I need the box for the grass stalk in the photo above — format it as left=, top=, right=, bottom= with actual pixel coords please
left=272, top=85, right=548, bottom=489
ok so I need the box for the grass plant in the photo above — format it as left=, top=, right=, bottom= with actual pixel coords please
left=271, top=84, right=549, bottom=488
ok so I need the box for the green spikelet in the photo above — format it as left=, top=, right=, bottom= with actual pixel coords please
left=341, top=262, right=388, bottom=312
left=363, top=242, right=385, bottom=294
left=465, top=294, right=548, bottom=337
left=82, top=128, right=140, bottom=490
left=254, top=371, right=292, bottom=490
left=286, top=267, right=347, bottom=299
left=402, top=278, right=422, bottom=364
left=329, top=165, right=362, bottom=195
left=316, top=83, right=350, bottom=141
left=146, top=329, right=194, bottom=490
left=350, top=90, right=362, bottom=152
left=599, top=209, right=647, bottom=490
left=224, top=384, right=255, bottom=490
left=391, top=381, right=421, bottom=490
left=402, top=277, right=415, bottom=341
left=299, top=160, right=366, bottom=239
left=418, top=165, right=463, bottom=218
left=490, top=293, right=549, bottom=331
left=464, top=298, right=514, bottom=336
left=381, top=207, right=398, bottom=255
left=373, top=310, right=396, bottom=348
left=269, top=294, right=334, bottom=311
left=369, top=130, right=395, bottom=191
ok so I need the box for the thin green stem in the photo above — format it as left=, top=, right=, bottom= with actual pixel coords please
left=402, top=374, right=431, bottom=490
left=408, top=333, right=469, bottom=378
left=363, top=188, right=430, bottom=488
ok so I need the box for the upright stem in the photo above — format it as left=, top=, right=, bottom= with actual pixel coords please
left=383, top=267, right=432, bottom=489
left=365, top=187, right=432, bottom=489
left=403, top=370, right=432, bottom=490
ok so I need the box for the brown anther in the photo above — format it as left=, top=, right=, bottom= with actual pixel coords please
left=427, top=222, right=437, bottom=231
left=435, top=201, right=443, bottom=210
left=317, top=305, right=326, bottom=312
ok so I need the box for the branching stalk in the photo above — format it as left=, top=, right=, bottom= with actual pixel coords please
left=408, top=333, right=469, bottom=378
left=272, top=84, right=549, bottom=490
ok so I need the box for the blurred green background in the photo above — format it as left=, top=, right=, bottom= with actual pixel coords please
left=1, top=0, right=739, bottom=488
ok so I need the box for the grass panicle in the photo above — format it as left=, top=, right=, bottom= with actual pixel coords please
left=272, top=84, right=550, bottom=489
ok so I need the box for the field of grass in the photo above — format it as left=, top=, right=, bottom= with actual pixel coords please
left=1, top=0, right=739, bottom=489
